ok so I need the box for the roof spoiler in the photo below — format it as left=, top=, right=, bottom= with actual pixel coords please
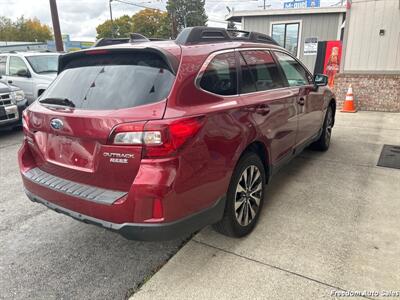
left=175, top=27, right=279, bottom=46
left=58, top=47, right=180, bottom=75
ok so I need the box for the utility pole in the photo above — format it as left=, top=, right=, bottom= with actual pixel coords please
left=49, top=0, right=64, bottom=52
left=109, top=0, right=115, bottom=38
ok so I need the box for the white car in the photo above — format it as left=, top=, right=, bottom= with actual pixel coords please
left=0, top=52, right=60, bottom=104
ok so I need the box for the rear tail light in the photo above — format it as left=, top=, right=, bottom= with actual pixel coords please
left=114, top=131, right=162, bottom=145
left=108, top=116, right=205, bottom=158
left=22, top=110, right=29, bottom=132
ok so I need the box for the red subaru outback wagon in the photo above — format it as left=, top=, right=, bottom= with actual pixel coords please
left=19, top=27, right=335, bottom=240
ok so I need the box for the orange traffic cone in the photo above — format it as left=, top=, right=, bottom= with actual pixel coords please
left=341, top=84, right=357, bottom=113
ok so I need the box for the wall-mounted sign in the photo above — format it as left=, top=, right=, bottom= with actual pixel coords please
left=283, top=0, right=320, bottom=9
left=304, top=37, right=318, bottom=55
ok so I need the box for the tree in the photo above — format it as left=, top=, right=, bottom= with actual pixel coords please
left=96, top=15, right=133, bottom=39
left=132, top=9, right=172, bottom=39
left=0, top=16, right=52, bottom=42
left=167, top=0, right=208, bottom=38
left=96, top=10, right=172, bottom=40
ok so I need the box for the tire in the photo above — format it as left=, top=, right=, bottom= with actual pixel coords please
left=213, top=152, right=266, bottom=238
left=310, top=106, right=334, bottom=151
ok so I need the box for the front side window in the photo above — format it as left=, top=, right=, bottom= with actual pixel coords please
left=271, top=23, right=300, bottom=57
left=26, top=55, right=59, bottom=74
left=39, top=52, right=175, bottom=110
left=240, top=50, right=285, bottom=93
left=199, top=52, right=237, bottom=96
left=9, top=56, right=28, bottom=76
left=0, top=56, right=6, bottom=76
left=274, top=51, right=311, bottom=87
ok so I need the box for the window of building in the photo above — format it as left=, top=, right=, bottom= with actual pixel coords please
left=0, top=56, right=6, bottom=76
left=274, top=51, right=311, bottom=87
left=9, top=56, right=28, bottom=76
left=200, top=52, right=237, bottom=96
left=271, top=22, right=300, bottom=57
left=239, top=50, right=285, bottom=93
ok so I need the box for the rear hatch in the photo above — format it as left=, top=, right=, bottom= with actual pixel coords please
left=24, top=48, right=179, bottom=191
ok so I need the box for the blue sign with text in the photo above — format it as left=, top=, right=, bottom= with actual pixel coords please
left=284, top=0, right=320, bottom=8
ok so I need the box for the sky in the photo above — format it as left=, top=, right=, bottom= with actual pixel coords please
left=0, top=0, right=340, bottom=41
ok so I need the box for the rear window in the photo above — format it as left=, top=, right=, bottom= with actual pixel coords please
left=39, top=52, right=175, bottom=110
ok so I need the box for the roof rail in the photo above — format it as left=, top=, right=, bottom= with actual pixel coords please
left=228, top=29, right=279, bottom=45
left=93, top=37, right=130, bottom=47
left=93, top=33, right=166, bottom=48
left=129, top=33, right=150, bottom=43
left=175, top=27, right=279, bottom=46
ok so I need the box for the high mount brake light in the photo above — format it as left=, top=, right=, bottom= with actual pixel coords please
left=85, top=49, right=110, bottom=55
left=109, top=117, right=205, bottom=158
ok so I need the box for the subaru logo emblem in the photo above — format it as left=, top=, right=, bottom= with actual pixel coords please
left=50, top=119, right=63, bottom=130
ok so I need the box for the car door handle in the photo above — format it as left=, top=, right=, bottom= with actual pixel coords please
left=255, top=104, right=270, bottom=116
left=297, top=97, right=305, bottom=106
left=8, top=80, right=12, bottom=84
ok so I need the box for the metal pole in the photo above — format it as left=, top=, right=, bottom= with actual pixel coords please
left=49, top=0, right=64, bottom=52
left=109, top=0, right=114, bottom=38
left=264, top=0, right=266, bottom=9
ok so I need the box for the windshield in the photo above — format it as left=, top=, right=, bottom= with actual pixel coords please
left=26, top=55, right=59, bottom=74
left=39, top=52, right=175, bottom=110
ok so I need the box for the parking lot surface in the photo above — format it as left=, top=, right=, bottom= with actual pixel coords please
left=0, top=130, right=187, bottom=300
left=132, top=112, right=400, bottom=300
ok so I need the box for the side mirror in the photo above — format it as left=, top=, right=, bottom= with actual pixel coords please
left=314, top=74, right=328, bottom=88
left=17, top=69, right=31, bottom=78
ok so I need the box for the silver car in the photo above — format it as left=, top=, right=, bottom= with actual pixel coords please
left=0, top=52, right=60, bottom=104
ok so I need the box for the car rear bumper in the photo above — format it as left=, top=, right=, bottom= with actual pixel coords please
left=25, top=189, right=226, bottom=241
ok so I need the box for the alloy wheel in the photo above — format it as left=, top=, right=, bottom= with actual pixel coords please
left=234, top=165, right=263, bottom=226
left=325, top=109, right=333, bottom=146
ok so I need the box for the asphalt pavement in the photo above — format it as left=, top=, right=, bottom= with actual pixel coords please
left=0, top=129, right=187, bottom=300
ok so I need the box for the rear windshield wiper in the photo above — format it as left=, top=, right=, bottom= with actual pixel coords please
left=40, top=98, right=75, bottom=108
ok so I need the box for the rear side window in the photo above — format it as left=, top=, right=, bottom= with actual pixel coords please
left=199, top=52, right=237, bottom=96
left=40, top=52, right=175, bottom=110
left=240, top=50, right=285, bottom=93
left=239, top=54, right=257, bottom=94
left=274, top=51, right=311, bottom=86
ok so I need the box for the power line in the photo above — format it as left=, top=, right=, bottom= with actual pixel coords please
left=112, top=0, right=166, bottom=11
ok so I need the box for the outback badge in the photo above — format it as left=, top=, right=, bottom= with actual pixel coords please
left=103, top=152, right=135, bottom=164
